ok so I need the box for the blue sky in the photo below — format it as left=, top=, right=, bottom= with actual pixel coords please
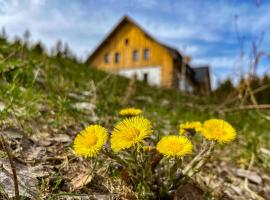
left=0, top=0, right=270, bottom=87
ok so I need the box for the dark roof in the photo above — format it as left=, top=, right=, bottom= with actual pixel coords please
left=161, top=43, right=183, bottom=61
left=86, top=15, right=184, bottom=63
left=193, top=66, right=211, bottom=84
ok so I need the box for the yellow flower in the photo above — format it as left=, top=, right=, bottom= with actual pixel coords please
left=201, top=119, right=236, bottom=143
left=156, top=135, right=193, bottom=158
left=110, top=116, right=153, bottom=152
left=119, top=108, right=142, bottom=117
left=74, top=125, right=108, bottom=158
left=179, top=121, right=202, bottom=135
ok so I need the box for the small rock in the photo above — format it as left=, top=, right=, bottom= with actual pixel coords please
left=134, top=96, right=153, bottom=103
left=25, top=146, right=47, bottom=161
left=73, top=102, right=96, bottom=112
left=0, top=158, right=50, bottom=198
left=68, top=93, right=85, bottom=101
left=174, top=183, right=205, bottom=200
left=37, top=104, right=49, bottom=113
left=160, top=99, right=170, bottom=106
left=48, top=134, right=72, bottom=143
left=1, top=128, right=24, bottom=139
left=260, top=148, right=270, bottom=156
left=235, top=169, right=262, bottom=184
left=30, top=132, right=51, bottom=146
left=0, top=101, right=5, bottom=112
left=81, top=91, right=93, bottom=97
left=71, top=173, right=93, bottom=190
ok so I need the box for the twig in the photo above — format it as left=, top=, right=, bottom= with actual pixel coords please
left=252, top=83, right=270, bottom=94
left=242, top=153, right=265, bottom=200
left=216, top=83, right=270, bottom=113
left=0, top=135, right=20, bottom=200
left=220, top=104, right=270, bottom=113
left=95, top=72, right=114, bottom=89
left=244, top=153, right=255, bottom=188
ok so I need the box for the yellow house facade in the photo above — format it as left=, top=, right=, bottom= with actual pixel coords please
left=86, top=16, right=211, bottom=93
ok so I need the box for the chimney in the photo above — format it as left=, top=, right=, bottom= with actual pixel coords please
left=183, top=56, right=192, bottom=63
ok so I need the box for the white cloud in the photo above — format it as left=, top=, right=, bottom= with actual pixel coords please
left=182, top=45, right=200, bottom=55
left=192, top=56, right=239, bottom=69
left=0, top=0, right=269, bottom=72
left=0, top=0, right=121, bottom=58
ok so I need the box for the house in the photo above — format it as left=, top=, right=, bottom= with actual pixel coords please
left=86, top=15, right=211, bottom=94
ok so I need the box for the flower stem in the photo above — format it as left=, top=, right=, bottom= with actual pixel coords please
left=83, top=159, right=98, bottom=186
left=183, top=140, right=215, bottom=177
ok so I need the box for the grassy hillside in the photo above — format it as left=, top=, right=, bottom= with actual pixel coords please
left=0, top=37, right=270, bottom=199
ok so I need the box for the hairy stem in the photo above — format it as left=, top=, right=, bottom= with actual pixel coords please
left=183, top=140, right=215, bottom=177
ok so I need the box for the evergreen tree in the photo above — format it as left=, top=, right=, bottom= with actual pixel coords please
left=55, top=40, right=63, bottom=57
left=63, top=42, right=72, bottom=57
left=214, top=78, right=235, bottom=97
left=259, top=74, right=270, bottom=103
left=32, top=41, right=45, bottom=55
left=23, top=29, right=31, bottom=47
left=0, top=27, right=7, bottom=40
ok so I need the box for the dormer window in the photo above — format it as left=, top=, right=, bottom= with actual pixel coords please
left=115, top=52, right=120, bottom=63
left=133, top=49, right=139, bottom=61
left=104, top=53, right=110, bottom=64
left=125, top=38, right=129, bottom=46
left=143, top=48, right=150, bottom=60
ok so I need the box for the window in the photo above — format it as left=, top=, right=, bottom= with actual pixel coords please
left=133, top=50, right=139, bottom=61
left=125, top=38, right=129, bottom=46
left=143, top=73, right=148, bottom=83
left=115, top=52, right=120, bottom=63
left=104, top=53, right=109, bottom=64
left=143, top=48, right=150, bottom=60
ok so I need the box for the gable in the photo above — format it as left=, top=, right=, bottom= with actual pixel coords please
left=86, top=18, right=131, bottom=63
left=86, top=17, right=174, bottom=71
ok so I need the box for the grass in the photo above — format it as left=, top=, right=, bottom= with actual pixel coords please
left=0, top=36, right=270, bottom=199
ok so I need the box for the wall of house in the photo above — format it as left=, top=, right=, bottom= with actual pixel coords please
left=88, top=21, right=174, bottom=87
left=118, top=66, right=161, bottom=86
left=178, top=76, right=194, bottom=92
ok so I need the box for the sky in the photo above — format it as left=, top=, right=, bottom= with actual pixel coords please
left=0, top=0, right=270, bottom=87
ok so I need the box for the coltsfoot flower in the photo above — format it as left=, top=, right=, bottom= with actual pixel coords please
left=201, top=119, right=236, bottom=143
left=179, top=121, right=202, bottom=135
left=156, top=135, right=193, bottom=158
left=110, top=116, right=153, bottom=152
left=74, top=125, right=108, bottom=158
left=119, top=108, right=142, bottom=117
